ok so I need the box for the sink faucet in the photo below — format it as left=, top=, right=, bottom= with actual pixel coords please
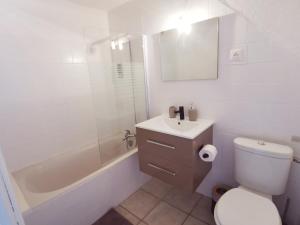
left=175, top=106, right=185, bottom=120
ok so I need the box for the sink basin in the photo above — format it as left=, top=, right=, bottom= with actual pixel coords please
left=135, top=115, right=214, bottom=139
left=163, top=117, right=199, bottom=132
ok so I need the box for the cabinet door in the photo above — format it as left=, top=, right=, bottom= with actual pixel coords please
left=137, top=128, right=193, bottom=166
left=139, top=153, right=194, bottom=191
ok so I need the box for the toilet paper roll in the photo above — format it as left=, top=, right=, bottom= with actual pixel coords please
left=199, top=144, right=218, bottom=162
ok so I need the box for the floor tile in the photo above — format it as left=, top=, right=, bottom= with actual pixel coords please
left=144, top=202, right=188, bottom=225
left=141, top=178, right=173, bottom=198
left=121, top=190, right=160, bottom=219
left=164, top=188, right=202, bottom=213
left=191, top=196, right=216, bottom=225
left=183, top=216, right=207, bottom=225
left=115, top=206, right=140, bottom=225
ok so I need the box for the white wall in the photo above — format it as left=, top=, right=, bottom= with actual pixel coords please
left=221, top=0, right=300, bottom=53
left=108, top=0, right=232, bottom=34
left=0, top=0, right=109, bottom=172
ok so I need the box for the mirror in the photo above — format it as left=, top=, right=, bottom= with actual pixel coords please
left=159, top=18, right=219, bottom=81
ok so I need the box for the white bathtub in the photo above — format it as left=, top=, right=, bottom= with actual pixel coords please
left=12, top=142, right=149, bottom=225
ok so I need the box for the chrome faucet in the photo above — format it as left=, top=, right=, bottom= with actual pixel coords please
left=175, top=106, right=185, bottom=120
left=123, top=130, right=136, bottom=141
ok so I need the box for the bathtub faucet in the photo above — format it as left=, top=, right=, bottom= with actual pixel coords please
left=123, top=130, right=136, bottom=141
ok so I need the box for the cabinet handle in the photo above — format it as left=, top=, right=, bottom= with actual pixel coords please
left=147, top=163, right=176, bottom=177
left=147, top=140, right=175, bottom=150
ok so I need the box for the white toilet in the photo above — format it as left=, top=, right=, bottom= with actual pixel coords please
left=214, top=137, right=293, bottom=225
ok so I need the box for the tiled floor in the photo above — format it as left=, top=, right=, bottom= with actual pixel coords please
left=116, top=178, right=216, bottom=225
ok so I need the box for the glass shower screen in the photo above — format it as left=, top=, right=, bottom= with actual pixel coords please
left=86, top=31, right=148, bottom=165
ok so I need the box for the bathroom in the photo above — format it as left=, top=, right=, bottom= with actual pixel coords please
left=0, top=0, right=299, bottom=225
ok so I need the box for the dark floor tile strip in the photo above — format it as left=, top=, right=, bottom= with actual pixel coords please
left=92, top=208, right=133, bottom=225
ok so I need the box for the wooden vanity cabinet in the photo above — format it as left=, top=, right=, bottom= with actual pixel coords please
left=137, top=126, right=213, bottom=192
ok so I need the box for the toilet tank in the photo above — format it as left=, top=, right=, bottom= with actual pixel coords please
left=234, top=137, right=293, bottom=196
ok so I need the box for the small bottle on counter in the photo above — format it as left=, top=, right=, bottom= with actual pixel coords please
left=188, top=104, right=198, bottom=121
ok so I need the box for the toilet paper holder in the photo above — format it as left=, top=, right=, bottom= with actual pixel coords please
left=202, top=153, right=210, bottom=159
left=198, top=144, right=218, bottom=162
left=198, top=144, right=213, bottom=159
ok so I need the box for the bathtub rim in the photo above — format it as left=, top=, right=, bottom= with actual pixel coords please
left=13, top=148, right=138, bottom=214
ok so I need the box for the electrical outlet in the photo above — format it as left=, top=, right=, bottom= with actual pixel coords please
left=291, top=136, right=300, bottom=143
left=229, top=47, right=247, bottom=64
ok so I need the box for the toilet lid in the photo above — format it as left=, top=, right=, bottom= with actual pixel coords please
left=214, top=188, right=281, bottom=225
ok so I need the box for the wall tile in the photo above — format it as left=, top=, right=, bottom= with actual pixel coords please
left=0, top=1, right=108, bottom=171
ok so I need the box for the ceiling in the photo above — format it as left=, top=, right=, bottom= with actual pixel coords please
left=68, top=0, right=132, bottom=10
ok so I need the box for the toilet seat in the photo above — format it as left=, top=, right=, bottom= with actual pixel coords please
left=214, top=188, right=281, bottom=225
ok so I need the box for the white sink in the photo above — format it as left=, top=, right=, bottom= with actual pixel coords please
left=163, top=117, right=199, bottom=132
left=135, top=114, right=214, bottom=139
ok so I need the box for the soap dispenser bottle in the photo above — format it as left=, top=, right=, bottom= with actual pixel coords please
left=188, top=104, right=198, bottom=121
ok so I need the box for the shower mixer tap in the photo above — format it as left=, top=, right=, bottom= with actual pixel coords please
left=123, top=130, right=136, bottom=141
